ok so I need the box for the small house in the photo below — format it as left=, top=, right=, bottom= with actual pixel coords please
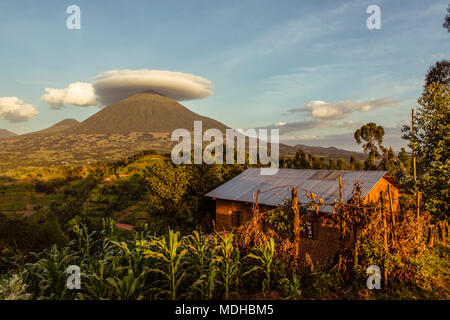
left=205, top=168, right=401, bottom=262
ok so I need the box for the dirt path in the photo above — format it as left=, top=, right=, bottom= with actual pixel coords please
left=3, top=179, right=30, bottom=186
left=116, top=223, right=134, bottom=231
left=16, top=203, right=35, bottom=217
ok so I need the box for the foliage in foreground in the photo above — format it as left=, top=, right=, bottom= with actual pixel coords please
left=0, top=218, right=448, bottom=300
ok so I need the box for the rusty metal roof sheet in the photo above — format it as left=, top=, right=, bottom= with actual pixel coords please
left=205, top=168, right=390, bottom=213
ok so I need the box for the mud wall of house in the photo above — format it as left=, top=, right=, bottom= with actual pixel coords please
left=215, top=199, right=274, bottom=231
left=215, top=199, right=253, bottom=231
left=298, top=218, right=353, bottom=264
left=364, top=177, right=400, bottom=213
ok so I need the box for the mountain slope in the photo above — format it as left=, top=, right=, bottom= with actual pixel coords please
left=279, top=143, right=366, bottom=161
left=67, top=93, right=229, bottom=134
left=26, top=119, right=80, bottom=135
left=0, top=93, right=366, bottom=169
left=0, top=129, right=17, bottom=140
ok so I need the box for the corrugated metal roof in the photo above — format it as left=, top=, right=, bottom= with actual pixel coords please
left=205, top=168, right=389, bottom=213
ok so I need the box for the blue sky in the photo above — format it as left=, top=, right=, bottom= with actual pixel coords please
left=0, top=0, right=448, bottom=151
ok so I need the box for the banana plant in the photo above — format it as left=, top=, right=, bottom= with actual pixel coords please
left=144, top=229, right=188, bottom=300
left=243, top=238, right=275, bottom=296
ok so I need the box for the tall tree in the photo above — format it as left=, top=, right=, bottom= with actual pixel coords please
left=354, top=123, right=385, bottom=169
left=444, top=4, right=450, bottom=32
left=336, top=158, right=347, bottom=170
left=402, top=82, right=449, bottom=220
left=379, top=146, right=396, bottom=173
left=424, top=60, right=450, bottom=88
left=328, top=158, right=336, bottom=170
left=349, top=155, right=357, bottom=170
left=396, top=147, right=412, bottom=181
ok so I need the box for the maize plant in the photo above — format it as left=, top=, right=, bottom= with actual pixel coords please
left=279, top=272, right=302, bottom=299
left=137, top=223, right=155, bottom=241
left=243, top=238, right=275, bottom=296
left=215, top=232, right=241, bottom=300
left=79, top=259, right=112, bottom=300
left=144, top=229, right=188, bottom=300
left=106, top=268, right=145, bottom=300
left=203, top=254, right=219, bottom=300
left=23, top=245, right=77, bottom=299
left=187, top=230, right=218, bottom=299
left=72, top=220, right=92, bottom=259
left=101, top=217, right=117, bottom=250
left=187, top=230, right=209, bottom=275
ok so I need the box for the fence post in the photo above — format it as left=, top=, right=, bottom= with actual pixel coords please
left=292, top=186, right=300, bottom=260
left=388, top=185, right=396, bottom=245
left=338, top=176, right=344, bottom=239
left=380, top=191, right=388, bottom=288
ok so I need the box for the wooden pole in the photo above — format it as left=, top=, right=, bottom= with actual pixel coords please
left=388, top=185, right=396, bottom=244
left=412, top=109, right=416, bottom=181
left=254, top=190, right=260, bottom=213
left=292, top=187, right=300, bottom=260
left=337, top=176, right=346, bottom=271
left=380, top=191, right=388, bottom=288
left=412, top=109, right=420, bottom=219
left=338, top=176, right=344, bottom=242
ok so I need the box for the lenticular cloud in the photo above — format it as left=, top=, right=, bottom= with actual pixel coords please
left=93, top=69, right=213, bottom=105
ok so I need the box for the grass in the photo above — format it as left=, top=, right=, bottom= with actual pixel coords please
left=0, top=181, right=65, bottom=218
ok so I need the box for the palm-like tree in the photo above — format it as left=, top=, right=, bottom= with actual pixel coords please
left=354, top=123, right=385, bottom=169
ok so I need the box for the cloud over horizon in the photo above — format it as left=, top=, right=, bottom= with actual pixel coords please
left=0, top=97, right=38, bottom=122
left=279, top=126, right=407, bottom=152
left=41, top=82, right=97, bottom=109
left=288, top=98, right=401, bottom=120
left=264, top=97, right=401, bottom=135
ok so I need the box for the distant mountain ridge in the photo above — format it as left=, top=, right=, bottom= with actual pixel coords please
left=0, top=93, right=366, bottom=169
left=279, top=143, right=365, bottom=160
left=25, top=119, right=80, bottom=135
left=0, top=129, right=17, bottom=140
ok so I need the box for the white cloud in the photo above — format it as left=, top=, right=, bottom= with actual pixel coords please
left=93, top=69, right=213, bottom=105
left=289, top=98, right=400, bottom=120
left=280, top=127, right=407, bottom=152
left=280, top=134, right=318, bottom=141
left=41, top=70, right=214, bottom=108
left=41, top=82, right=97, bottom=109
left=0, top=97, right=38, bottom=122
